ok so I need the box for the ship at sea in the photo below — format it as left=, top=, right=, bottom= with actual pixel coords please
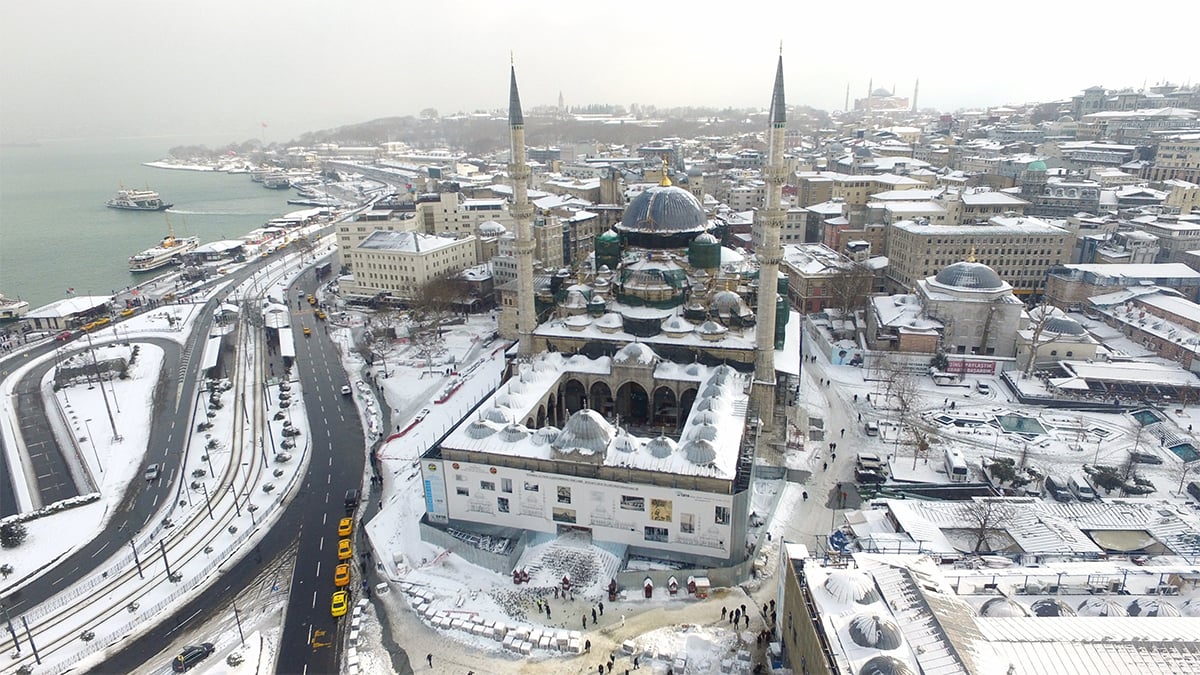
left=129, top=228, right=200, bottom=272
left=106, top=188, right=173, bottom=211
left=0, top=294, right=30, bottom=321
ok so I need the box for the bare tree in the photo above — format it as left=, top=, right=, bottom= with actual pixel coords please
left=826, top=263, right=874, bottom=316
left=1021, top=302, right=1058, bottom=379
left=961, top=498, right=1017, bottom=553
left=406, top=277, right=469, bottom=376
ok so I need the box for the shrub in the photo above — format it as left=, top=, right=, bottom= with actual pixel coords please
left=1, top=522, right=28, bottom=548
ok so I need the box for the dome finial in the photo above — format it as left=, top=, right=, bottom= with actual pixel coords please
left=659, top=156, right=672, bottom=187
left=967, top=246, right=976, bottom=263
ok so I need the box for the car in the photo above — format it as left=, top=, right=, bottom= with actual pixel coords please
left=855, top=469, right=887, bottom=485
left=338, top=517, right=353, bottom=536
left=298, top=289, right=306, bottom=297
left=415, top=408, right=431, bottom=423
left=144, top=464, right=161, bottom=481
left=334, top=563, right=351, bottom=587
left=1130, top=451, right=1164, bottom=465
left=341, top=384, right=352, bottom=396
left=338, top=538, right=353, bottom=560
left=315, top=309, right=326, bottom=320
left=303, top=327, right=312, bottom=337
left=172, top=643, right=215, bottom=672
left=55, top=330, right=73, bottom=342
left=864, top=421, right=880, bottom=436
left=976, top=381, right=991, bottom=395
left=92, top=317, right=111, bottom=328
left=331, top=590, right=349, bottom=617
left=344, top=489, right=360, bottom=513
left=120, top=308, right=135, bottom=317
left=307, top=295, right=317, bottom=306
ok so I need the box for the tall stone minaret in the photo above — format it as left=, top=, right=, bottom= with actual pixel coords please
left=508, top=65, right=537, bottom=355
left=752, top=54, right=787, bottom=432
left=912, top=78, right=920, bottom=112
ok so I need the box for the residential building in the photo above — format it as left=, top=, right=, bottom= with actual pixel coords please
left=1043, top=262, right=1200, bottom=308
left=1135, top=214, right=1200, bottom=263
left=339, top=230, right=478, bottom=302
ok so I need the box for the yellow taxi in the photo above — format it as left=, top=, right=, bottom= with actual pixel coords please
left=331, top=590, right=348, bottom=617
left=337, top=538, right=352, bottom=560
left=92, top=317, right=111, bottom=327
left=303, top=327, right=312, bottom=337
left=120, top=308, right=135, bottom=317
left=338, top=517, right=353, bottom=537
left=307, top=295, right=317, bottom=306
left=334, top=563, right=351, bottom=587
left=315, top=309, right=326, bottom=320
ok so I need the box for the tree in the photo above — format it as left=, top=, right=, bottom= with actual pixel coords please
left=1, top=521, right=28, bottom=548
left=1020, top=302, right=1059, bottom=379
left=826, top=263, right=874, bottom=315
left=407, top=277, right=469, bottom=376
left=961, top=498, right=1017, bottom=553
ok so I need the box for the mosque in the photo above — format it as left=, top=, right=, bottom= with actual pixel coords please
left=417, top=58, right=799, bottom=571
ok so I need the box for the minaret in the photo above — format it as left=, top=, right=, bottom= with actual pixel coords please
left=912, top=78, right=920, bottom=112
left=752, top=54, right=787, bottom=432
left=508, top=65, right=537, bottom=355
left=844, top=83, right=850, bottom=112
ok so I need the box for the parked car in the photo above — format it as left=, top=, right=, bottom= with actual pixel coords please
left=976, top=381, right=991, bottom=395
left=335, top=563, right=351, bottom=587
left=864, top=421, right=880, bottom=436
left=338, top=538, right=353, bottom=560
left=855, top=469, right=887, bottom=485
left=171, top=643, right=215, bottom=672
left=331, top=590, right=349, bottom=617
left=144, top=464, right=161, bottom=481
left=338, top=517, right=353, bottom=537
left=1130, top=451, right=1164, bottom=465
left=1045, top=475, right=1072, bottom=502
left=341, top=385, right=352, bottom=396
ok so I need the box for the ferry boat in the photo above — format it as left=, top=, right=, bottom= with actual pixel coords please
left=262, top=172, right=292, bottom=189
left=0, top=294, right=29, bottom=321
left=106, top=188, right=173, bottom=211
left=129, top=230, right=200, bottom=272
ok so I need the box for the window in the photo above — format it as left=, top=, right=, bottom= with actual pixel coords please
left=456, top=487, right=469, bottom=497
left=557, top=486, right=572, bottom=504
left=644, top=526, right=669, bottom=543
left=523, top=482, right=539, bottom=492
left=480, top=481, right=495, bottom=491
left=1050, top=350, right=1058, bottom=356
left=552, top=507, right=576, bottom=523
left=501, top=478, right=513, bottom=493
left=715, top=506, right=731, bottom=525
left=497, top=497, right=510, bottom=513
left=680, top=513, right=695, bottom=534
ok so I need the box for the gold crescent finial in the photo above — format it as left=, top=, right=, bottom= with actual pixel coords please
left=967, top=246, right=977, bottom=263
left=659, top=156, right=672, bottom=187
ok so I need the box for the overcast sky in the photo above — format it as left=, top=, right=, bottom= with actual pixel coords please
left=3, top=0, right=1197, bottom=144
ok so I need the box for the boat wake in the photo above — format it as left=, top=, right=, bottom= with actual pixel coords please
left=166, top=208, right=260, bottom=216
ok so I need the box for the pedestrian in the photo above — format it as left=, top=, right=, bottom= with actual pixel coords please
left=555, top=587, right=560, bottom=599
left=822, top=462, right=828, bottom=471
left=583, top=615, right=588, bottom=629
left=853, top=394, right=858, bottom=402
left=767, top=531, right=772, bottom=541
left=858, top=413, right=862, bottom=422
left=592, top=607, right=598, bottom=623
left=608, top=662, right=614, bottom=673
left=722, top=606, right=727, bottom=620
left=426, top=653, right=433, bottom=667
left=585, top=639, right=592, bottom=652
left=621, top=614, right=626, bottom=627
left=634, top=655, right=640, bottom=669
left=599, top=600, right=605, bottom=615
left=744, top=614, right=750, bottom=628
left=546, top=605, right=552, bottom=619
left=741, top=603, right=747, bottom=615
left=840, top=428, right=845, bottom=438
left=598, top=665, right=604, bottom=675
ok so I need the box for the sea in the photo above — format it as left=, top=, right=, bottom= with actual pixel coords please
left=0, top=137, right=298, bottom=309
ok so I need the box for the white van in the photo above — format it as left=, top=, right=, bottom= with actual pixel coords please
left=857, top=453, right=884, bottom=472
left=864, top=421, right=880, bottom=436
left=1068, top=474, right=1097, bottom=502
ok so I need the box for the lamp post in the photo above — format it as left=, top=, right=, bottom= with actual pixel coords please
left=83, top=418, right=102, bottom=473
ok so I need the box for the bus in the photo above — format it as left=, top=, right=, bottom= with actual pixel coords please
left=944, top=447, right=969, bottom=483
left=315, top=262, right=332, bottom=279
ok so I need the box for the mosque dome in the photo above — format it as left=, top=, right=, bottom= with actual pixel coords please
left=1180, top=599, right=1200, bottom=617
left=1026, top=159, right=1048, bottom=172
left=859, top=656, right=916, bottom=675
left=613, top=342, right=659, bottom=366
left=478, top=220, right=507, bottom=236
left=848, top=614, right=903, bottom=650
left=933, top=261, right=1005, bottom=290
left=1127, top=598, right=1181, bottom=617
left=711, top=291, right=743, bottom=316
left=682, top=439, right=717, bottom=464
left=822, top=570, right=881, bottom=605
left=1076, top=597, right=1128, bottom=617
left=1042, top=315, right=1086, bottom=336
left=645, top=436, right=677, bottom=459
left=531, top=426, right=560, bottom=446
left=554, top=409, right=615, bottom=455
left=689, top=424, right=719, bottom=441
left=979, top=597, right=1030, bottom=618
left=1029, top=599, right=1076, bottom=617
left=616, top=185, right=707, bottom=248
left=611, top=430, right=638, bottom=454
left=693, top=231, right=719, bottom=245
left=597, top=229, right=621, bottom=242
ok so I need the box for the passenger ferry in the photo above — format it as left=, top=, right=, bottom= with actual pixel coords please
left=106, top=188, right=173, bottom=211
left=129, top=230, right=200, bottom=272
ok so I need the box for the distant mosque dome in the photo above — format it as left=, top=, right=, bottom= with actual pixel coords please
left=1042, top=315, right=1086, bottom=336
left=1026, top=159, right=1048, bottom=172
left=979, top=597, right=1030, bottom=618
left=554, top=409, right=615, bottom=455
left=478, top=220, right=507, bottom=236
left=848, top=614, right=903, bottom=650
left=933, top=261, right=1005, bottom=290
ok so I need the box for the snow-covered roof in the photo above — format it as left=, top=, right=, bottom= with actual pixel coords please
left=1055, top=263, right=1200, bottom=280
left=25, top=295, right=110, bottom=319
left=357, top=230, right=462, bottom=253
left=442, top=353, right=750, bottom=480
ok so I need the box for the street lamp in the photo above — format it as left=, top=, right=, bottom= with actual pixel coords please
left=83, top=418, right=102, bottom=473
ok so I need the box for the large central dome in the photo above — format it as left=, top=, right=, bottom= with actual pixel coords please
left=934, top=261, right=1004, bottom=290
left=616, top=185, right=707, bottom=249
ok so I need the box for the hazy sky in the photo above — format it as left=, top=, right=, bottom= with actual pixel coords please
left=3, top=1, right=1198, bottom=144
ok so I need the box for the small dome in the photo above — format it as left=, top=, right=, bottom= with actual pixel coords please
left=645, top=436, right=677, bottom=459
left=596, top=313, right=624, bottom=332
left=682, top=439, right=717, bottom=464
left=980, top=597, right=1029, bottom=618
left=693, top=231, right=719, bottom=245
left=617, top=185, right=707, bottom=235
left=711, top=290, right=743, bottom=315
left=614, top=342, right=659, bottom=365
left=822, top=570, right=880, bottom=605
left=597, top=229, right=621, bottom=242
left=1077, top=597, right=1128, bottom=617
left=499, top=424, right=530, bottom=442
left=1179, top=599, right=1200, bottom=617
left=695, top=396, right=728, bottom=413
left=531, top=425, right=560, bottom=446
left=702, top=382, right=727, bottom=399
left=554, top=409, right=615, bottom=454
left=1026, top=159, right=1048, bottom=172
left=1029, top=599, right=1076, bottom=617
left=689, top=424, right=719, bottom=441
left=483, top=407, right=514, bottom=424
left=466, top=420, right=495, bottom=439
left=697, top=320, right=728, bottom=335
left=1127, top=598, right=1181, bottom=617
left=563, top=289, right=588, bottom=309
left=1042, top=316, right=1086, bottom=336
left=848, top=614, right=903, bottom=650
left=692, top=410, right=719, bottom=426
left=611, top=431, right=638, bottom=454
left=661, top=316, right=693, bottom=334
left=478, top=220, right=507, bottom=236
left=708, top=365, right=736, bottom=385
left=934, top=261, right=1004, bottom=290
left=859, top=656, right=916, bottom=675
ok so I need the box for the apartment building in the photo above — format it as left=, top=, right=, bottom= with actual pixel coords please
left=1044, top=262, right=1200, bottom=308
left=340, top=230, right=478, bottom=302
